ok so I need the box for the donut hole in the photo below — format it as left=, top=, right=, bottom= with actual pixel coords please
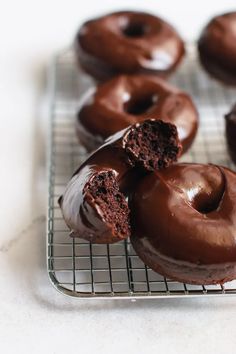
left=125, top=120, right=181, bottom=171
left=189, top=175, right=225, bottom=214
left=192, top=197, right=222, bottom=214
left=86, top=171, right=131, bottom=237
left=122, top=22, right=148, bottom=37
left=124, top=95, right=157, bottom=115
left=191, top=189, right=225, bottom=214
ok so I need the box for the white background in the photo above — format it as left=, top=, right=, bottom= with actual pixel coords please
left=1, top=1, right=236, bottom=353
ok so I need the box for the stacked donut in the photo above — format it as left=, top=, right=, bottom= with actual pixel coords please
left=59, top=11, right=236, bottom=285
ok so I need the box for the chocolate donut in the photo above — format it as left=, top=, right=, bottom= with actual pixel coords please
left=131, top=163, right=236, bottom=285
left=59, top=120, right=181, bottom=243
left=75, top=11, right=185, bottom=81
left=77, top=75, right=198, bottom=153
left=225, top=103, right=236, bottom=164
left=198, top=12, right=236, bottom=85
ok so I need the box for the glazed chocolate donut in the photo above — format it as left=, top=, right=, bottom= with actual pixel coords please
left=77, top=75, right=198, bottom=153
left=225, top=103, right=236, bottom=164
left=198, top=12, right=236, bottom=85
left=59, top=120, right=181, bottom=243
left=131, top=163, right=236, bottom=285
left=75, top=11, right=185, bottom=81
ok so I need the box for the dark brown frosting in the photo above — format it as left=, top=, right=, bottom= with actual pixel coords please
left=198, top=12, right=236, bottom=85
left=130, top=163, right=236, bottom=284
left=77, top=74, right=198, bottom=152
left=59, top=129, right=135, bottom=243
left=60, top=120, right=181, bottom=243
left=225, top=103, right=236, bottom=164
left=75, top=11, right=185, bottom=81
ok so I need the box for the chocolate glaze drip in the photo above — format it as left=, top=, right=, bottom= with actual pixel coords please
left=131, top=163, right=236, bottom=284
left=75, top=11, right=185, bottom=81
left=77, top=75, right=198, bottom=153
left=198, top=12, right=236, bottom=85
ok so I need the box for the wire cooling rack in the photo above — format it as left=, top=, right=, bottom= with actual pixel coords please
left=47, top=44, right=236, bottom=299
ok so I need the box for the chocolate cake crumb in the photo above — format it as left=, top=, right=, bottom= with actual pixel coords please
left=85, top=171, right=131, bottom=238
left=125, top=120, right=182, bottom=171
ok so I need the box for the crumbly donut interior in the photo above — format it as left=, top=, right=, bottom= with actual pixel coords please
left=86, top=171, right=131, bottom=238
left=125, top=120, right=181, bottom=171
left=85, top=120, right=181, bottom=238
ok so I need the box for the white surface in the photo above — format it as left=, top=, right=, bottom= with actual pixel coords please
left=1, top=1, right=236, bottom=353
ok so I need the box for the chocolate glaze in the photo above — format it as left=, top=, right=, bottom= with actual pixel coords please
left=77, top=75, right=198, bottom=153
left=60, top=120, right=181, bottom=243
left=59, top=130, right=135, bottom=243
left=75, top=11, right=185, bottom=81
left=131, top=163, right=236, bottom=284
left=225, top=103, right=236, bottom=164
left=198, top=12, right=236, bottom=85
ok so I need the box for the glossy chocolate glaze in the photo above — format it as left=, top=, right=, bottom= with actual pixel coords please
left=75, top=11, right=185, bottom=81
left=198, top=12, right=236, bottom=85
left=225, top=104, right=236, bottom=164
left=60, top=120, right=181, bottom=243
left=59, top=130, right=135, bottom=243
left=77, top=75, right=198, bottom=153
left=131, top=163, right=236, bottom=284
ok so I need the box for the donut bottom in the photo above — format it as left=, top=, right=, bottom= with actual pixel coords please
left=198, top=49, right=236, bottom=86
left=131, top=235, right=236, bottom=285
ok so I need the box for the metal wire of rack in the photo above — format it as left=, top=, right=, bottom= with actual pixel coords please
left=47, top=44, right=236, bottom=299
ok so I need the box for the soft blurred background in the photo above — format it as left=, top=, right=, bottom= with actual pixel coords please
left=1, top=1, right=236, bottom=353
